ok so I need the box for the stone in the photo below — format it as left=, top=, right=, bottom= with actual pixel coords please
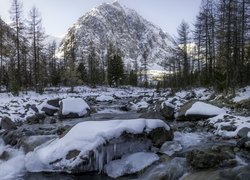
left=221, top=125, right=237, bottom=131
left=0, top=151, right=10, bottom=161
left=237, top=127, right=250, bottom=138
left=41, top=107, right=58, bottom=116
left=47, top=98, right=60, bottom=108
left=26, top=113, right=46, bottom=124
left=160, top=102, right=175, bottom=120
left=66, top=150, right=81, bottom=160
left=2, top=130, right=23, bottom=146
left=177, top=100, right=197, bottom=121
left=30, top=104, right=39, bottom=113
left=186, top=148, right=233, bottom=169
left=0, top=116, right=17, bottom=130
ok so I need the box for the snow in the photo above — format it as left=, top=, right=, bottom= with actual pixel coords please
left=0, top=139, right=25, bottom=180
left=233, top=86, right=250, bottom=102
left=61, top=98, right=90, bottom=116
left=162, top=101, right=175, bottom=109
left=96, top=95, right=114, bottom=102
left=193, top=88, right=214, bottom=100
left=130, top=100, right=149, bottom=111
left=208, top=113, right=250, bottom=138
left=185, top=102, right=225, bottom=116
left=25, top=119, right=169, bottom=172
left=104, top=152, right=159, bottom=178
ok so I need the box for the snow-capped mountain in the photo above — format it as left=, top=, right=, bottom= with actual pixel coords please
left=59, top=1, right=174, bottom=72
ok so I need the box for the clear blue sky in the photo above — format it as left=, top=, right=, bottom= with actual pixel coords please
left=0, top=0, right=201, bottom=37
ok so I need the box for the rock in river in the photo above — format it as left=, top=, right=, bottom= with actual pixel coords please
left=25, top=119, right=173, bottom=173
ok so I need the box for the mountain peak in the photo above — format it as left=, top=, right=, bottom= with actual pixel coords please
left=112, top=0, right=121, bottom=6
left=60, top=2, right=174, bottom=73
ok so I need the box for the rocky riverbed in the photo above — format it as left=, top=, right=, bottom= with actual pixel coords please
left=0, top=86, right=250, bottom=179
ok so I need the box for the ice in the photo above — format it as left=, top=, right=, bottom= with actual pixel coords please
left=185, top=102, right=225, bottom=116
left=25, top=119, right=169, bottom=172
left=61, top=97, right=90, bottom=116
left=104, top=152, right=159, bottom=178
left=173, top=132, right=210, bottom=148
left=160, top=141, right=182, bottom=156
left=0, top=139, right=26, bottom=180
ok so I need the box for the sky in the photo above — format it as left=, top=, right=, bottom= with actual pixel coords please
left=0, top=0, right=201, bottom=38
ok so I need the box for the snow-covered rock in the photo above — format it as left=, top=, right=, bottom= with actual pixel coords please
left=25, top=119, right=172, bottom=173
left=104, top=152, right=159, bottom=178
left=96, top=95, right=114, bottom=102
left=58, top=98, right=90, bottom=119
left=186, top=102, right=225, bottom=116
left=177, top=101, right=225, bottom=121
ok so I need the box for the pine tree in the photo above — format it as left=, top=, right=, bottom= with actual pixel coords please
left=107, top=47, right=124, bottom=87
left=176, top=21, right=190, bottom=86
left=88, top=41, right=99, bottom=87
left=142, top=47, right=149, bottom=88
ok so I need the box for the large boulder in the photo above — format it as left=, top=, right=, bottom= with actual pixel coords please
left=25, top=119, right=173, bottom=173
left=0, top=117, right=17, bottom=130
left=177, top=101, right=225, bottom=121
left=58, top=98, right=90, bottom=119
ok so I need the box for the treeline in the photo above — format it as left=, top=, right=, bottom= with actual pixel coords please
left=165, top=0, right=250, bottom=93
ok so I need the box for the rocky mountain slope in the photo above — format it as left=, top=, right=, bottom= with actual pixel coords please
left=59, top=1, right=174, bottom=73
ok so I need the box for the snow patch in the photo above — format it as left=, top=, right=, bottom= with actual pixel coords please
left=233, top=86, right=250, bottom=102
left=96, top=95, right=114, bottom=102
